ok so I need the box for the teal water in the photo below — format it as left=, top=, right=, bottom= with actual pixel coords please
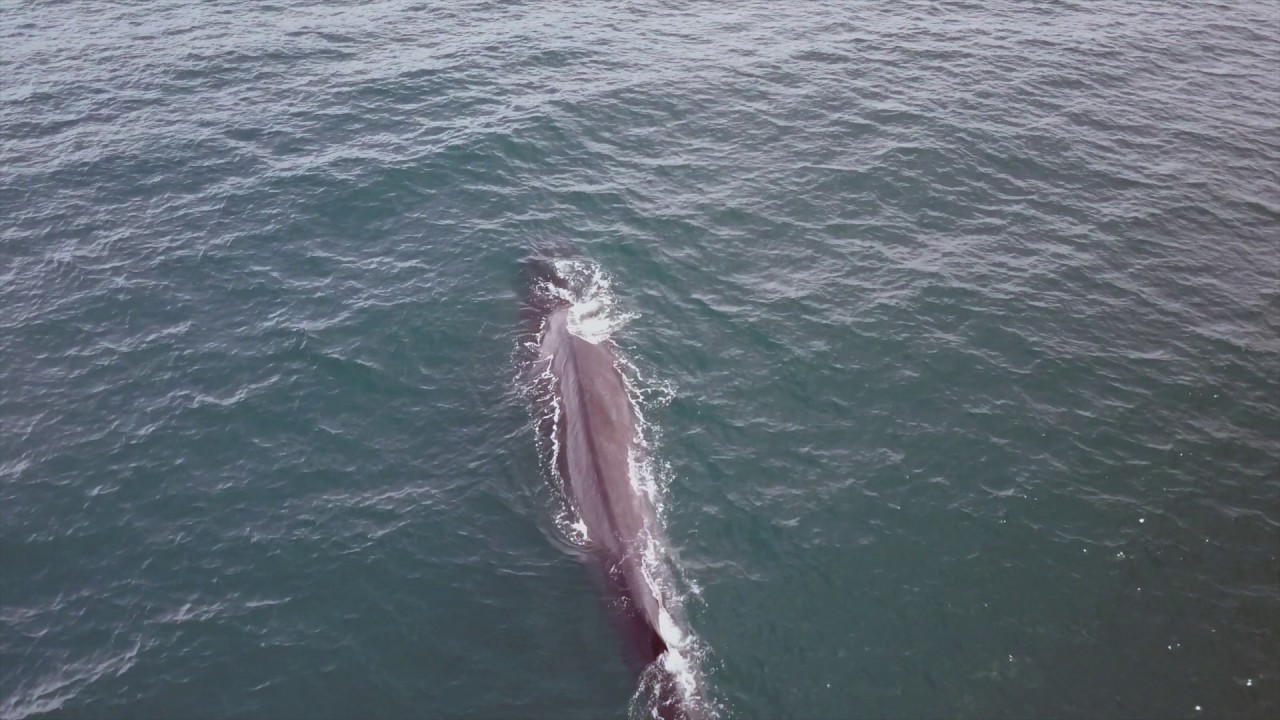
left=2, top=1, right=1278, bottom=718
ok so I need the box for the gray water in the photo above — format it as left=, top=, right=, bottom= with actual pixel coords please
left=2, top=1, right=1278, bottom=718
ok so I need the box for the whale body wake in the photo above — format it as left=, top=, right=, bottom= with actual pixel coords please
left=521, top=259, right=713, bottom=720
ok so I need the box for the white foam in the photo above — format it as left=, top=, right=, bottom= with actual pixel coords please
left=538, top=258, right=637, bottom=344
left=661, top=646, right=699, bottom=700
left=657, top=607, right=686, bottom=647
left=628, top=449, right=661, bottom=505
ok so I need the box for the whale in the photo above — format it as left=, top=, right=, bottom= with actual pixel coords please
left=522, top=260, right=706, bottom=720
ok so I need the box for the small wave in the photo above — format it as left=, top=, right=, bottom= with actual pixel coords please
left=0, top=638, right=144, bottom=720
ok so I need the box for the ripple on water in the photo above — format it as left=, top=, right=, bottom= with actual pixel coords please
left=2, top=1, right=1278, bottom=718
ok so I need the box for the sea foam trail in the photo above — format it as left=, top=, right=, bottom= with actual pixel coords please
left=522, top=259, right=716, bottom=720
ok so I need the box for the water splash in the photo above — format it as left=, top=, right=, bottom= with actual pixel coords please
left=537, top=258, right=638, bottom=344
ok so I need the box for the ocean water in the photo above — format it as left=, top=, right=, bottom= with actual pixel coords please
left=2, top=1, right=1278, bottom=718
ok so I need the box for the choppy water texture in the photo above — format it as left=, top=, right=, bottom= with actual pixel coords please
left=3, top=1, right=1278, bottom=718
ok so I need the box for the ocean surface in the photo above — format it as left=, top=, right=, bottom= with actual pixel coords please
left=2, top=1, right=1278, bottom=718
